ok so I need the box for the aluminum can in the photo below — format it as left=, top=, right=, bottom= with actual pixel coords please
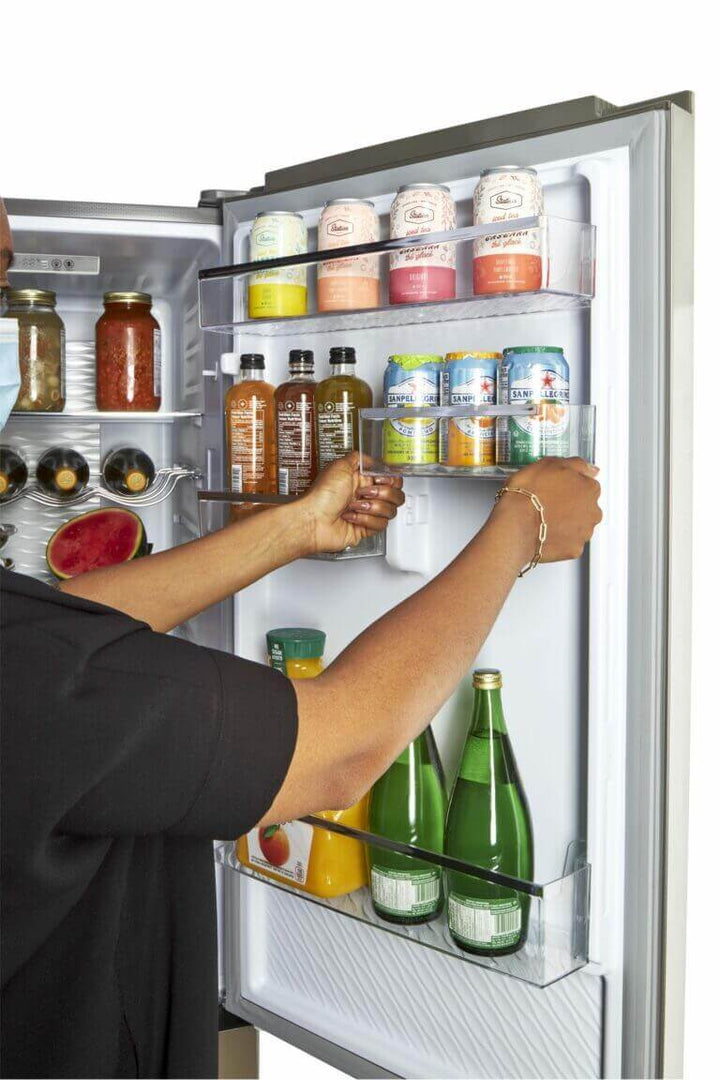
left=473, top=168, right=544, bottom=295
left=248, top=211, right=308, bottom=318
left=317, top=199, right=380, bottom=311
left=383, top=354, right=444, bottom=465
left=440, top=352, right=501, bottom=469
left=389, top=184, right=456, bottom=304
left=497, top=346, right=570, bottom=467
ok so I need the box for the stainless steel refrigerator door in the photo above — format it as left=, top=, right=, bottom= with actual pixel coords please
left=217, top=94, right=693, bottom=1079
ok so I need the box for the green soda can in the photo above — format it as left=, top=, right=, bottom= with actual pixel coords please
left=497, top=346, right=570, bottom=468
left=383, top=354, right=444, bottom=466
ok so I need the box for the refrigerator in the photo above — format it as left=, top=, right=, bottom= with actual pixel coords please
left=2, top=90, right=694, bottom=1079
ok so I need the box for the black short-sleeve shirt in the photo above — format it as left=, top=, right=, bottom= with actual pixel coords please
left=0, top=569, right=298, bottom=1079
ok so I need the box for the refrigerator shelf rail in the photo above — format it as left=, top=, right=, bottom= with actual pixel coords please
left=216, top=830, right=590, bottom=988
left=198, top=215, right=595, bottom=335
left=7, top=410, right=203, bottom=424
left=1, top=467, right=202, bottom=510
left=359, top=403, right=596, bottom=477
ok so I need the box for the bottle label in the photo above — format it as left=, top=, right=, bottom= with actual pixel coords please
left=229, top=397, right=270, bottom=492
left=318, top=400, right=355, bottom=467
left=371, top=866, right=441, bottom=917
left=246, top=821, right=313, bottom=885
left=277, top=398, right=315, bottom=494
left=60, top=327, right=66, bottom=400
left=153, top=328, right=162, bottom=397
left=448, top=893, right=522, bottom=948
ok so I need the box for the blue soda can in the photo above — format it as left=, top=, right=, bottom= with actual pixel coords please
left=497, top=346, right=570, bottom=467
left=383, top=354, right=444, bottom=465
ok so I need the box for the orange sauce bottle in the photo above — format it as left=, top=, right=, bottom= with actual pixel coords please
left=224, top=353, right=277, bottom=520
left=236, top=629, right=369, bottom=898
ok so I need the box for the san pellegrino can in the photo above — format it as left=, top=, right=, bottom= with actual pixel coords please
left=473, top=167, right=544, bottom=295
left=248, top=211, right=308, bottom=318
left=440, top=352, right=501, bottom=469
left=368, top=727, right=447, bottom=924
left=497, top=346, right=570, bottom=468
left=383, top=354, right=444, bottom=466
left=445, top=669, right=534, bottom=955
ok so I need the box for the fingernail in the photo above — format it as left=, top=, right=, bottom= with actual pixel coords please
left=350, top=501, right=371, bottom=511
left=356, top=487, right=378, bottom=497
left=373, top=475, right=392, bottom=484
left=589, top=464, right=600, bottom=474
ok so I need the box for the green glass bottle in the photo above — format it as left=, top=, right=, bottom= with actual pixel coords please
left=445, top=669, right=534, bottom=955
left=368, top=727, right=446, bottom=925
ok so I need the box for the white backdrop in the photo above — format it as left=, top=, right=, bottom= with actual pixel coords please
left=2, top=2, right=716, bottom=1076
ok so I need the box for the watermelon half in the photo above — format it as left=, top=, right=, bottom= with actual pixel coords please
left=47, top=507, right=149, bottom=579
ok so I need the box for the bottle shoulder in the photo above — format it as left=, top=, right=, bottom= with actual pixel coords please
left=225, top=380, right=276, bottom=405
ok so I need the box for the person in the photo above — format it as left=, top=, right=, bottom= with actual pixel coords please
left=0, top=197, right=602, bottom=1078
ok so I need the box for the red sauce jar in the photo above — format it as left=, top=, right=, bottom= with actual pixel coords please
left=96, top=292, right=161, bottom=411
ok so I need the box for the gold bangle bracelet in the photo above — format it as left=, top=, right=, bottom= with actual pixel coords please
left=494, top=486, right=548, bottom=577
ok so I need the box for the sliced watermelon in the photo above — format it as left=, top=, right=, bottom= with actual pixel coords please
left=47, top=507, right=149, bottom=580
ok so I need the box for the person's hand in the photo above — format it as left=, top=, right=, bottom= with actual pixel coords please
left=490, top=457, right=602, bottom=571
left=1, top=199, right=13, bottom=289
left=301, top=452, right=405, bottom=553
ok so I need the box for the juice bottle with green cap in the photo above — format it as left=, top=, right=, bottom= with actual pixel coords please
left=236, top=628, right=369, bottom=898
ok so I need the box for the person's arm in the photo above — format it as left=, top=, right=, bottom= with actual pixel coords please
left=58, top=454, right=404, bottom=633
left=261, top=456, right=602, bottom=823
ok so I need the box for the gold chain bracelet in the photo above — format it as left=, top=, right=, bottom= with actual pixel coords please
left=494, top=486, right=548, bottom=577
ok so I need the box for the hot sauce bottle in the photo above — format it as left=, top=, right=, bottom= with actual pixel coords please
left=275, top=350, right=317, bottom=496
left=225, top=353, right=277, bottom=518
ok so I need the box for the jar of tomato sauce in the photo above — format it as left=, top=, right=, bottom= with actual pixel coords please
left=96, top=292, right=161, bottom=411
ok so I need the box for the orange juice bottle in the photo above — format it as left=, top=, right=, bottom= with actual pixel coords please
left=236, top=629, right=369, bottom=898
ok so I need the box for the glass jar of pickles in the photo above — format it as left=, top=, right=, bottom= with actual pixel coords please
left=2, top=289, right=65, bottom=412
left=95, top=292, right=161, bottom=412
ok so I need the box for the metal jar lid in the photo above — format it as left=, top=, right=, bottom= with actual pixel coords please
left=5, top=288, right=57, bottom=305
left=397, top=183, right=451, bottom=193
left=103, top=291, right=152, bottom=305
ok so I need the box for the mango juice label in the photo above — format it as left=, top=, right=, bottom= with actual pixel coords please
left=246, top=821, right=314, bottom=885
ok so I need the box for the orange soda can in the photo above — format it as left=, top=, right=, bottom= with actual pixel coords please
left=440, top=352, right=501, bottom=468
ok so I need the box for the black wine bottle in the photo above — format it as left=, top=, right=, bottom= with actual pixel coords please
left=0, top=446, right=29, bottom=502
left=102, top=446, right=156, bottom=496
left=36, top=447, right=90, bottom=498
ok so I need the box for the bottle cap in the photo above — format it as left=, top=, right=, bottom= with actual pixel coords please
left=6, top=288, right=57, bottom=306
left=240, top=353, right=265, bottom=370
left=473, top=669, right=502, bottom=689
left=288, top=349, right=314, bottom=371
left=329, top=346, right=356, bottom=364
left=103, top=291, right=152, bottom=305
left=266, top=628, right=326, bottom=660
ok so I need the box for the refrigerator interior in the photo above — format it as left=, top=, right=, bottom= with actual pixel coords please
left=2, top=211, right=227, bottom=650
left=216, top=109, right=648, bottom=1079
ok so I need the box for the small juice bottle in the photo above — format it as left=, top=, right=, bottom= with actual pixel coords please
left=236, top=628, right=369, bottom=898
left=316, top=346, right=373, bottom=468
left=275, top=350, right=317, bottom=496
left=224, top=353, right=277, bottom=520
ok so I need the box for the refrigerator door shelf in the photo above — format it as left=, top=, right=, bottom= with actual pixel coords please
left=198, top=216, right=595, bottom=336
left=216, top=833, right=590, bottom=989
left=360, top=404, right=596, bottom=478
left=195, top=489, right=386, bottom=561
